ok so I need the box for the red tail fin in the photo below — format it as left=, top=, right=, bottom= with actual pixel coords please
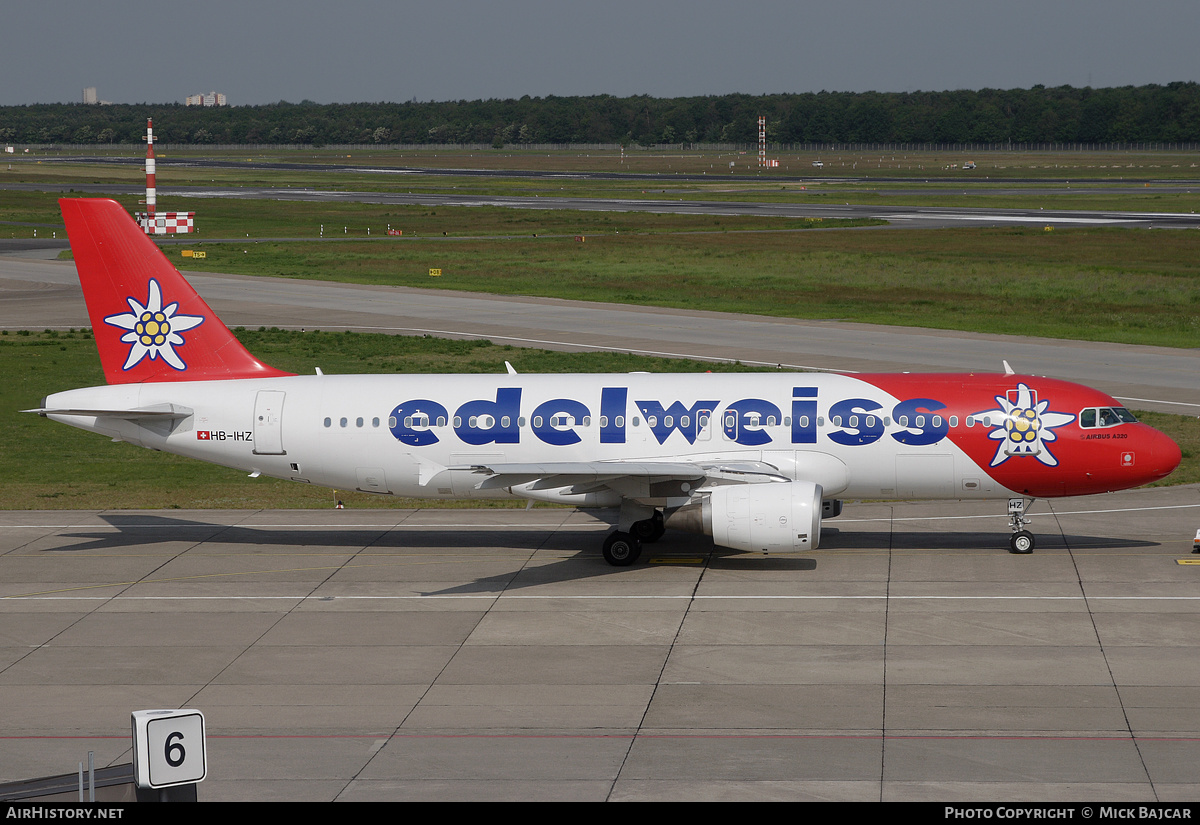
left=60, top=198, right=292, bottom=384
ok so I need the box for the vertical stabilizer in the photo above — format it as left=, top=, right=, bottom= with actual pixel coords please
left=60, top=198, right=292, bottom=384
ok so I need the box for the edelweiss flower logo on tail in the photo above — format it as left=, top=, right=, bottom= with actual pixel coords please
left=103, top=279, right=205, bottom=371
left=972, top=383, right=1075, bottom=467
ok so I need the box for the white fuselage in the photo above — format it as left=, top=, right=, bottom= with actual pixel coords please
left=45, top=372, right=1021, bottom=503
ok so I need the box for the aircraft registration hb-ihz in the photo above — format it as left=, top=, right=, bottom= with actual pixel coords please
left=34, top=199, right=1181, bottom=565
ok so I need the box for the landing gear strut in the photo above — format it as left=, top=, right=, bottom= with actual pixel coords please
left=1007, top=498, right=1035, bottom=554
left=630, top=510, right=665, bottom=543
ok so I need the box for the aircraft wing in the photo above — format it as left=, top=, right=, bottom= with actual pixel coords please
left=456, top=459, right=789, bottom=497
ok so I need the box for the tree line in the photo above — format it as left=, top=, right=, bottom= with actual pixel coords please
left=2, top=84, right=1199, bottom=147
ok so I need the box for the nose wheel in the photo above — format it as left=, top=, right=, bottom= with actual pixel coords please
left=1007, top=498, right=1035, bottom=554
left=1010, top=530, right=1035, bottom=554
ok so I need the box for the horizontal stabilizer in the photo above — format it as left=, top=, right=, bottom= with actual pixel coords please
left=27, top=403, right=194, bottom=420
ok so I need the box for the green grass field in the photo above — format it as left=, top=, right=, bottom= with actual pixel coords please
left=13, top=144, right=1200, bottom=178
left=9, top=145, right=1200, bottom=211
left=7, top=181, right=1199, bottom=348
left=171, top=220, right=1200, bottom=349
left=2, top=330, right=1195, bottom=510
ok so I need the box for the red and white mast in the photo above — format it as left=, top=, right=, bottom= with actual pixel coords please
left=757, top=115, right=778, bottom=168
left=135, top=118, right=193, bottom=235
left=144, top=118, right=156, bottom=224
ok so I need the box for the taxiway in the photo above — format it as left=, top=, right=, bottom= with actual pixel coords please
left=0, top=255, right=1195, bottom=415
left=2, top=488, right=1199, bottom=801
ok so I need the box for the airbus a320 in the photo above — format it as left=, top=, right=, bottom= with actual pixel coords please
left=32, top=199, right=1182, bottom=565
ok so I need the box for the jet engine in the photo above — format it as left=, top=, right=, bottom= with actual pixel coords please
left=667, top=480, right=823, bottom=554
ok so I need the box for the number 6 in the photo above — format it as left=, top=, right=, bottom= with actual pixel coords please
left=165, top=731, right=186, bottom=767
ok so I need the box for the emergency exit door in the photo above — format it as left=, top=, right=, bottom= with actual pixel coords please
left=252, top=390, right=286, bottom=455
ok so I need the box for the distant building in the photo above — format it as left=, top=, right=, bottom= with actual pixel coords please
left=185, top=91, right=228, bottom=107
left=82, top=87, right=97, bottom=104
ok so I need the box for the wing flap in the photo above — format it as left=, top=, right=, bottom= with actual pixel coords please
left=454, top=459, right=787, bottom=498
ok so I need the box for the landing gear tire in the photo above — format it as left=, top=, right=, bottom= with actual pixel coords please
left=603, top=531, right=643, bottom=566
left=1009, top=530, right=1035, bottom=555
left=630, top=512, right=665, bottom=543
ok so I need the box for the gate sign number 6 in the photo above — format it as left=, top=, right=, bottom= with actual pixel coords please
left=131, top=709, right=207, bottom=788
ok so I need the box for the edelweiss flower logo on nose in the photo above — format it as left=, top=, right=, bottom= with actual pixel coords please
left=972, top=383, right=1075, bottom=468
left=103, top=279, right=205, bottom=371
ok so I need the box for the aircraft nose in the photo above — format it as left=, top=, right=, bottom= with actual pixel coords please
left=1142, top=426, right=1182, bottom=484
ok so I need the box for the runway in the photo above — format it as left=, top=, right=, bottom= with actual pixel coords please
left=0, top=255, right=1195, bottom=414
left=7, top=180, right=1200, bottom=229
left=3, top=487, right=1199, bottom=801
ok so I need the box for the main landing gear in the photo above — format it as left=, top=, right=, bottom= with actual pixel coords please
left=602, top=510, right=665, bottom=566
left=602, top=531, right=642, bottom=566
left=1008, top=498, right=1035, bottom=554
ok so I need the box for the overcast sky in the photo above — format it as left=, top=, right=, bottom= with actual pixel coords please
left=3, top=1, right=1199, bottom=106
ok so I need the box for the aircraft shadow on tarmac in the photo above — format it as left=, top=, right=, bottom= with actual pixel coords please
left=826, top=527, right=1161, bottom=552
left=45, top=513, right=572, bottom=553
left=40, top=514, right=1163, bottom=594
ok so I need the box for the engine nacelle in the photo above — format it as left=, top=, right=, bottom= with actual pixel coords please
left=693, top=480, right=823, bottom=554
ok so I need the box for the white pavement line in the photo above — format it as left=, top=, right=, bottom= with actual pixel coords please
left=6, top=594, right=1200, bottom=602
left=878, top=213, right=1143, bottom=225
left=1114, top=396, right=1200, bottom=409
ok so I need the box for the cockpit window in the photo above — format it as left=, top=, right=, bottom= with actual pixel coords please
left=1079, top=407, right=1137, bottom=428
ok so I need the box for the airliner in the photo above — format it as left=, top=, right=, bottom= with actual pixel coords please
left=33, top=198, right=1182, bottom=565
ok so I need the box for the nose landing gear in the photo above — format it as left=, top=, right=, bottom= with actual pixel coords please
left=1008, top=498, right=1035, bottom=554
